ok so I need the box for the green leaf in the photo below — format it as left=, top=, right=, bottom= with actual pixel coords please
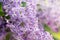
left=53, top=37, right=59, bottom=40
left=5, top=15, right=10, bottom=19
left=0, top=11, right=5, bottom=16
left=5, top=32, right=12, bottom=40
left=51, top=32, right=60, bottom=40
left=0, top=2, right=5, bottom=16
left=0, top=2, right=3, bottom=12
left=21, top=2, right=26, bottom=7
left=43, top=24, right=51, bottom=32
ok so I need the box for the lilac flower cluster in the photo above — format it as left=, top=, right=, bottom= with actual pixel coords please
left=0, top=0, right=54, bottom=40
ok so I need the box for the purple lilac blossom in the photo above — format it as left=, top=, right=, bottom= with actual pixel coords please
left=27, top=29, right=53, bottom=40
left=0, top=0, right=3, bottom=2
left=37, top=0, right=60, bottom=32
left=0, top=34, right=6, bottom=40
left=0, top=17, right=7, bottom=40
left=3, top=0, right=54, bottom=40
left=0, top=17, right=6, bottom=34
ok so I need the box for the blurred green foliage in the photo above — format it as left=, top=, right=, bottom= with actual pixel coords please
left=21, top=2, right=26, bottom=7
left=5, top=32, right=12, bottom=40
left=44, top=24, right=60, bottom=40
left=0, top=2, right=3, bottom=12
left=43, top=24, right=51, bottom=32
left=0, top=2, right=5, bottom=16
left=53, top=37, right=59, bottom=40
left=5, top=15, right=10, bottom=19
